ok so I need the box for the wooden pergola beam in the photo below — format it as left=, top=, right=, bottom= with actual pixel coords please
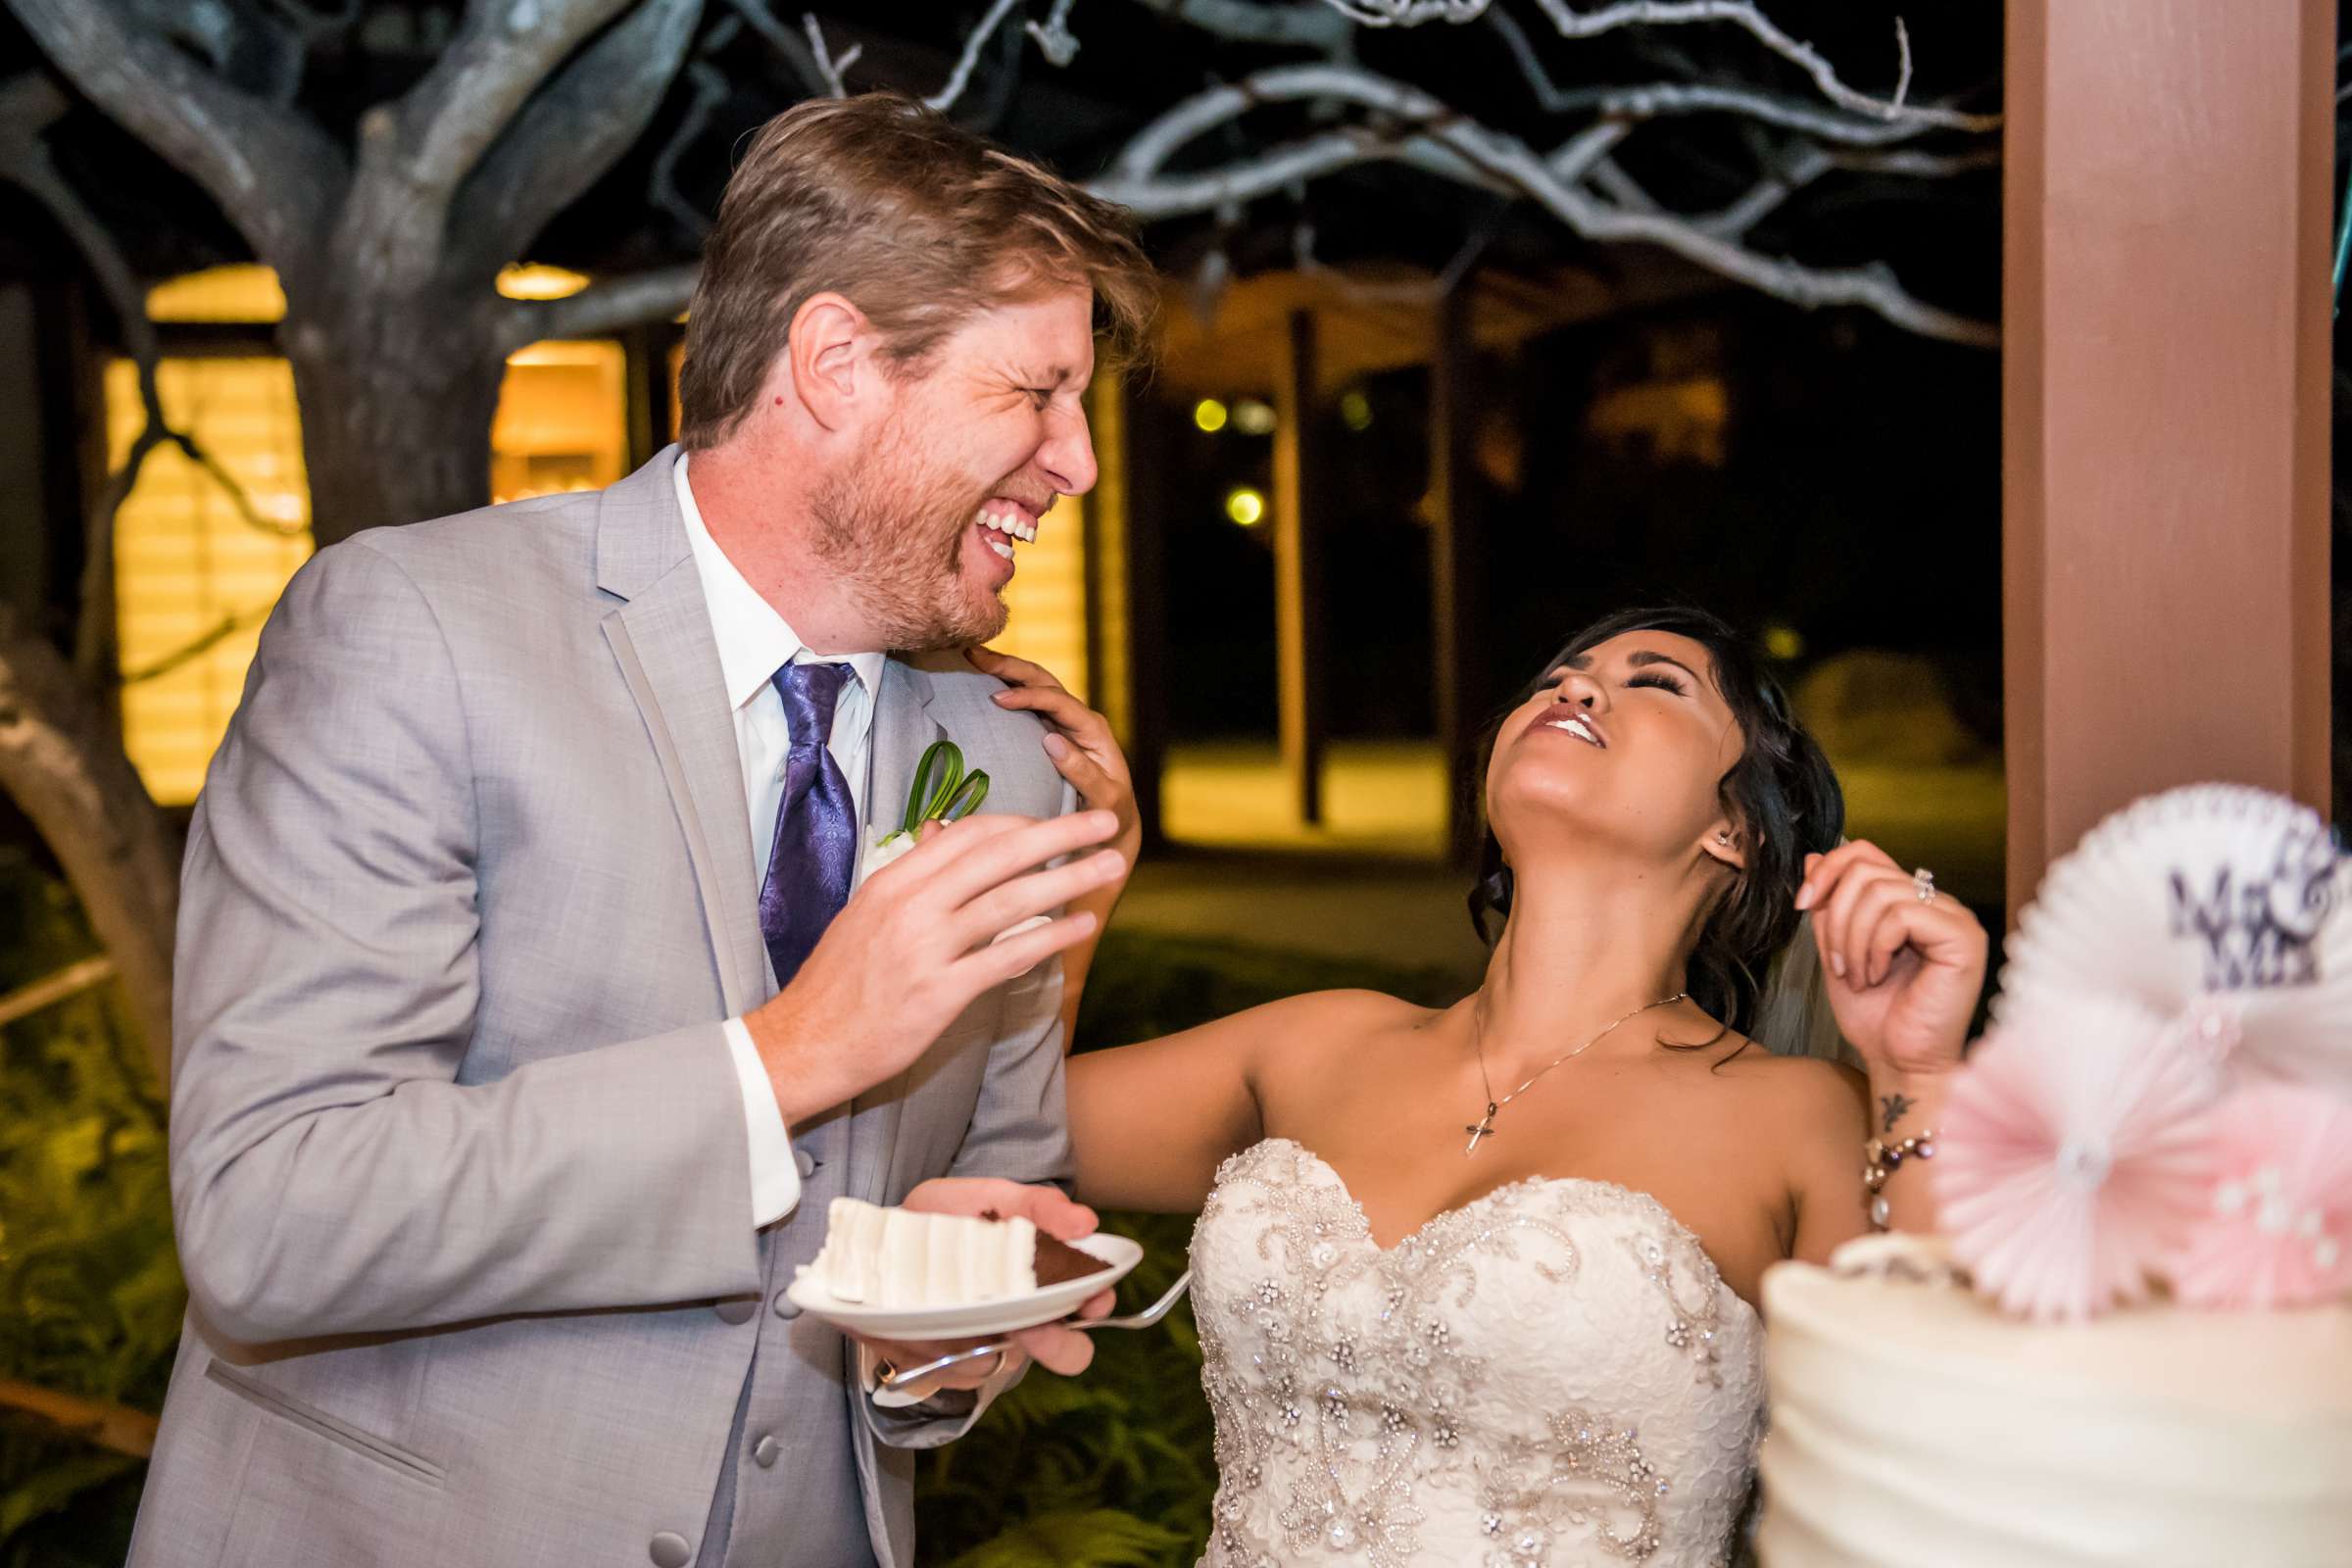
left=2003, top=0, right=2332, bottom=911
left=1274, top=308, right=1329, bottom=826
left=1430, top=274, right=1485, bottom=865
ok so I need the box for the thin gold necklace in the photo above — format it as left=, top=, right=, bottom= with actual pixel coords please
left=1463, top=993, right=1688, bottom=1155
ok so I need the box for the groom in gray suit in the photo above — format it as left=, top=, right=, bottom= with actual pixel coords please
left=127, top=93, right=1156, bottom=1568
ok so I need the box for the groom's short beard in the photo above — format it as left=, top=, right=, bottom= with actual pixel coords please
left=808, top=416, right=1009, bottom=651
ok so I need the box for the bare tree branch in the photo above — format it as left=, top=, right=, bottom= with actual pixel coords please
left=1525, top=0, right=1997, bottom=131
left=1027, top=0, right=1083, bottom=66
left=0, top=955, right=118, bottom=1030
left=1319, top=0, right=1486, bottom=24
left=1144, top=0, right=1354, bottom=51
left=498, top=262, right=703, bottom=350
left=120, top=606, right=273, bottom=686
left=651, top=57, right=731, bottom=238
left=1692, top=143, right=1831, bottom=236
left=386, top=0, right=640, bottom=210
left=926, top=0, right=1025, bottom=113
left=1093, top=63, right=1995, bottom=344
left=801, top=11, right=861, bottom=96
left=1830, top=144, right=2002, bottom=178
left=3, top=0, right=345, bottom=262
left=1584, top=154, right=1659, bottom=213
left=1490, top=10, right=1956, bottom=146
left=0, top=616, right=179, bottom=1076
left=1547, top=119, right=1630, bottom=182
left=704, top=0, right=830, bottom=97
left=449, top=0, right=704, bottom=278
left=0, top=1376, right=158, bottom=1459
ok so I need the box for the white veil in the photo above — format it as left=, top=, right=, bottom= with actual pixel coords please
left=1750, top=909, right=1860, bottom=1068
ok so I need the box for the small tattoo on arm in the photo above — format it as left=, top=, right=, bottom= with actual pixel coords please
left=1880, top=1094, right=1914, bottom=1135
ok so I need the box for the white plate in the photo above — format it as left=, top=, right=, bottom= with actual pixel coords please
left=783, top=1232, right=1145, bottom=1340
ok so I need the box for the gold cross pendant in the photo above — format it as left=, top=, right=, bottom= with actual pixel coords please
left=1464, top=1103, right=1498, bottom=1155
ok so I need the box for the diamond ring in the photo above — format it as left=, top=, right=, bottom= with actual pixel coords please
left=1913, top=867, right=1936, bottom=905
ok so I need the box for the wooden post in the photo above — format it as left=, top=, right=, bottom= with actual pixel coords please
left=1084, top=370, right=1165, bottom=849
left=2003, top=0, right=2332, bottom=912
left=1430, top=274, right=1485, bottom=865
left=1274, top=308, right=1328, bottom=826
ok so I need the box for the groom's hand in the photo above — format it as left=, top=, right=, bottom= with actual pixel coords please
left=852, top=1178, right=1116, bottom=1395
left=746, top=810, right=1124, bottom=1125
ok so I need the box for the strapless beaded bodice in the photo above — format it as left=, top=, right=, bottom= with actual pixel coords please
left=1190, top=1139, right=1763, bottom=1568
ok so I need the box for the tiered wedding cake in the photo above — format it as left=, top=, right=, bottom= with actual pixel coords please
left=1755, top=786, right=2352, bottom=1567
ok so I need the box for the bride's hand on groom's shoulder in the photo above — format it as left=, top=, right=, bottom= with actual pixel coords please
left=1795, top=840, right=1988, bottom=1083
left=969, top=647, right=1142, bottom=876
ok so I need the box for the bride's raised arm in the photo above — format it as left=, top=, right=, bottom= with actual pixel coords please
left=1795, top=839, right=1986, bottom=1245
left=968, top=647, right=1140, bottom=1043
left=965, top=646, right=1348, bottom=1215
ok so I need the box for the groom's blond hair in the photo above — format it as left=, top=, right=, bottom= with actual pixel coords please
left=676, top=91, right=1156, bottom=450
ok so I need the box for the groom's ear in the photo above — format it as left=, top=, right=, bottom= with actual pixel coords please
left=785, top=291, right=874, bottom=433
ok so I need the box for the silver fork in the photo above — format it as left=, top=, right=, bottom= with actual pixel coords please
left=874, top=1269, right=1192, bottom=1390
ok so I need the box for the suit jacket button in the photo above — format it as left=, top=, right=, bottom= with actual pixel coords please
left=753, top=1433, right=782, bottom=1469
left=713, top=1298, right=757, bottom=1324
left=772, top=1292, right=802, bottom=1321
left=649, top=1531, right=692, bottom=1567
left=795, top=1150, right=817, bottom=1179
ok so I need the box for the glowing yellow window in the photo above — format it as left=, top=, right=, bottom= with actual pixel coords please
left=111, top=268, right=634, bottom=803
left=108, top=356, right=312, bottom=807
left=491, top=340, right=628, bottom=503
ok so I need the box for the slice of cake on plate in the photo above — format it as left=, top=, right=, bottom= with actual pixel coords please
left=802, top=1198, right=1110, bottom=1308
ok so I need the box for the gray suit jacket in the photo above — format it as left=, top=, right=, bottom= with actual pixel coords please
left=127, top=449, right=1077, bottom=1568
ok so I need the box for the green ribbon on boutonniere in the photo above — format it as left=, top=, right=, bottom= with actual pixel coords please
left=870, top=740, right=990, bottom=868
left=902, top=739, right=990, bottom=834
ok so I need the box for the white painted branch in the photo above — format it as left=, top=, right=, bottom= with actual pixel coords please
left=1690, top=144, right=1831, bottom=237
left=801, top=12, right=860, bottom=97
left=1319, top=0, right=1486, bottom=24
left=391, top=0, right=640, bottom=210
left=3, top=0, right=344, bottom=262
left=1545, top=120, right=1630, bottom=183
left=1100, top=62, right=1994, bottom=344
left=1584, top=155, right=1658, bottom=214
left=925, top=0, right=1022, bottom=111
left=449, top=0, right=703, bottom=276
left=498, top=262, right=702, bottom=350
left=1150, top=0, right=1355, bottom=52
left=1526, top=0, right=1998, bottom=131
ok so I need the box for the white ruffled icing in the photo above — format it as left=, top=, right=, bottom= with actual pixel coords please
left=805, top=1198, right=1038, bottom=1307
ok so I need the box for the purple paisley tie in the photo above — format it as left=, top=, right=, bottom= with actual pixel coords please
left=757, top=660, right=857, bottom=988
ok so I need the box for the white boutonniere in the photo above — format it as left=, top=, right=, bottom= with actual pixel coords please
left=867, top=739, right=991, bottom=874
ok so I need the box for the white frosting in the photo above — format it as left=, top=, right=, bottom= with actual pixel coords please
left=806, top=1199, right=1038, bottom=1307
left=1755, top=1240, right=2352, bottom=1567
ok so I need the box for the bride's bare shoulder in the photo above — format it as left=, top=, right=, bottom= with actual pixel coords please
left=1242, top=987, right=1439, bottom=1035
left=1713, top=1048, right=1871, bottom=1140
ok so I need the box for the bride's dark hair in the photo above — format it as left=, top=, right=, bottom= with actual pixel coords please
left=1467, top=606, right=1844, bottom=1038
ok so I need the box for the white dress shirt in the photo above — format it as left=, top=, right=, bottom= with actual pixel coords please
left=682, top=454, right=1015, bottom=1411
left=676, top=452, right=885, bottom=1231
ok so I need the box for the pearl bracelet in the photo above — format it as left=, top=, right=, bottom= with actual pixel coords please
left=1863, top=1129, right=1936, bottom=1231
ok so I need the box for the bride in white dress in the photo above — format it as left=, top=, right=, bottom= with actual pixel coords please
left=973, top=607, right=1989, bottom=1566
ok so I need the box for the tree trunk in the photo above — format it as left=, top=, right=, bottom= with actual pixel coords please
left=283, top=291, right=510, bottom=546
left=0, top=621, right=178, bottom=1081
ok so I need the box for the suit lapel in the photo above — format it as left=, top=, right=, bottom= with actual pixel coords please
left=597, top=449, right=768, bottom=1017
left=846, top=658, right=945, bottom=1202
